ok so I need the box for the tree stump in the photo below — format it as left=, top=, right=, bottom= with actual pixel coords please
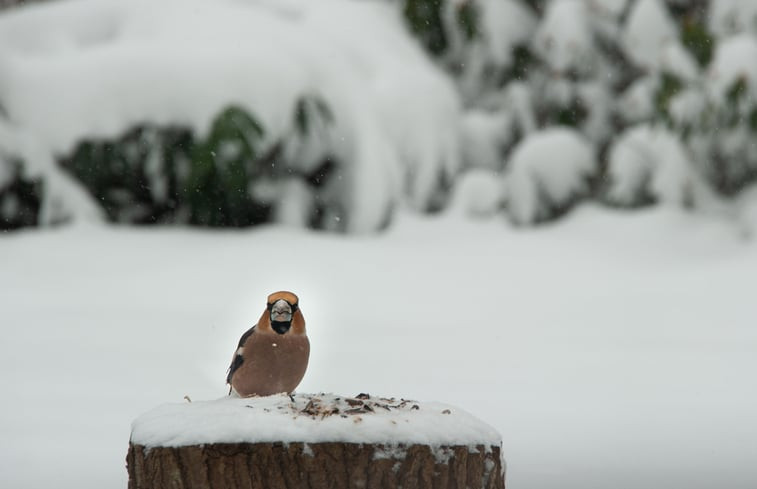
left=127, top=393, right=505, bottom=489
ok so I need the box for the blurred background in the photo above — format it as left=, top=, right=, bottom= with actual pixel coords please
left=0, top=0, right=756, bottom=488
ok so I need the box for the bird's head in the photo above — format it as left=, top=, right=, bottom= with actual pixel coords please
left=266, top=291, right=302, bottom=335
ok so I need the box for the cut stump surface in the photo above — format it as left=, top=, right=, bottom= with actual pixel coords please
left=127, top=393, right=505, bottom=489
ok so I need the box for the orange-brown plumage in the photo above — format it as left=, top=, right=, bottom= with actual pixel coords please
left=227, top=291, right=309, bottom=397
left=255, top=291, right=306, bottom=336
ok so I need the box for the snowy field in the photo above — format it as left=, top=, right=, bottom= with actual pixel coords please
left=1, top=206, right=756, bottom=489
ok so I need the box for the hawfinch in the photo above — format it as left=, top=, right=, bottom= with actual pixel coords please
left=227, top=291, right=310, bottom=397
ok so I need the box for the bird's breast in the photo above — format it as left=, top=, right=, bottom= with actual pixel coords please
left=234, top=333, right=310, bottom=397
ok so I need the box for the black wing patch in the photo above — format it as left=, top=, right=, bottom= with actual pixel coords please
left=226, top=325, right=256, bottom=385
left=226, top=355, right=244, bottom=385
left=237, top=325, right=257, bottom=349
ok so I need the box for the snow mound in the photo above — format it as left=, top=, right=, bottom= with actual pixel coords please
left=533, top=0, right=595, bottom=75
left=587, top=0, right=628, bottom=19
left=710, top=0, right=757, bottom=37
left=130, top=393, right=502, bottom=448
left=668, top=88, right=707, bottom=127
left=659, top=42, right=700, bottom=82
left=618, top=76, right=657, bottom=124
left=460, top=109, right=511, bottom=171
left=605, top=124, right=702, bottom=206
left=621, top=0, right=677, bottom=72
left=448, top=169, right=503, bottom=218
left=708, top=34, right=757, bottom=97
left=735, top=183, right=757, bottom=237
left=473, top=0, right=536, bottom=67
left=504, top=128, right=596, bottom=225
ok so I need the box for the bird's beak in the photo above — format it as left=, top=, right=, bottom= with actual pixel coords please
left=270, top=299, right=293, bottom=323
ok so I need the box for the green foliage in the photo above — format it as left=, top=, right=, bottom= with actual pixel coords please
left=717, top=77, right=751, bottom=129
left=520, top=0, right=546, bottom=15
left=555, top=100, right=588, bottom=128
left=401, top=0, right=481, bottom=56
left=456, top=1, right=478, bottom=42
left=403, top=0, right=448, bottom=56
left=725, top=77, right=748, bottom=106
left=62, top=106, right=271, bottom=227
left=187, top=106, right=266, bottom=226
left=749, top=107, right=757, bottom=131
left=65, top=127, right=191, bottom=222
left=58, top=101, right=339, bottom=228
left=501, top=44, right=535, bottom=83
left=0, top=159, right=41, bottom=230
left=662, top=73, right=757, bottom=196
left=654, top=73, right=684, bottom=122
left=294, top=96, right=334, bottom=136
left=681, top=20, right=715, bottom=68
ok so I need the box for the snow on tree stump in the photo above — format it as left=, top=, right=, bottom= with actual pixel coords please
left=127, top=393, right=505, bottom=489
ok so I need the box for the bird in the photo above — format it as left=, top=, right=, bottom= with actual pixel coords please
left=226, top=291, right=310, bottom=397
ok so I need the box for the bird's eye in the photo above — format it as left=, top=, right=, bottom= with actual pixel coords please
left=266, top=302, right=273, bottom=311
left=291, top=303, right=299, bottom=312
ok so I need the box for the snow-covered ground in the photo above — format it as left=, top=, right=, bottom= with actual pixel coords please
left=2, top=208, right=756, bottom=488
left=0, top=207, right=755, bottom=488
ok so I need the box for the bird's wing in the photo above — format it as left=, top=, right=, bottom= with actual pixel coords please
left=226, top=324, right=256, bottom=385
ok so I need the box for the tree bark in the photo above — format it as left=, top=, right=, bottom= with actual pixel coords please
left=127, top=441, right=505, bottom=489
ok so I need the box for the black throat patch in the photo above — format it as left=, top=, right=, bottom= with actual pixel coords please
left=271, top=320, right=291, bottom=335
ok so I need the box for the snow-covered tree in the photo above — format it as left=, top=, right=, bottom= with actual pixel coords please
left=0, top=0, right=462, bottom=232
left=438, top=0, right=757, bottom=223
left=504, top=128, right=596, bottom=225
left=2, top=0, right=757, bottom=231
